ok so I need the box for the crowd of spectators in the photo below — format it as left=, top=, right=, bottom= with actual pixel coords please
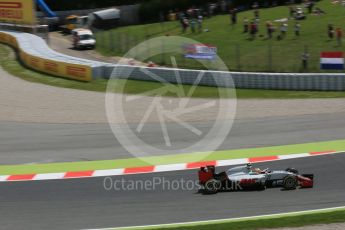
left=238, top=0, right=339, bottom=43
left=178, top=8, right=205, bottom=33
left=169, top=0, right=342, bottom=46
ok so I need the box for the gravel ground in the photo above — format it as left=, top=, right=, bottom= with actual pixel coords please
left=1, top=66, right=345, bottom=124
left=0, top=31, right=343, bottom=230
left=44, top=32, right=345, bottom=124
left=2, top=32, right=345, bottom=124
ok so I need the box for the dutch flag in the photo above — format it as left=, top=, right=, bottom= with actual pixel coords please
left=320, top=52, right=344, bottom=70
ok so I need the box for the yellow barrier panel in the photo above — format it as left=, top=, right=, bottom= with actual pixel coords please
left=43, top=58, right=93, bottom=82
left=0, top=32, right=93, bottom=82
left=0, top=32, right=18, bottom=48
left=0, top=0, right=36, bottom=25
left=19, top=51, right=92, bottom=82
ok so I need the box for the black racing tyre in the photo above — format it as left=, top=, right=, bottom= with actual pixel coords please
left=204, top=179, right=221, bottom=194
left=257, top=182, right=266, bottom=191
left=283, top=175, right=298, bottom=190
left=286, top=168, right=299, bottom=174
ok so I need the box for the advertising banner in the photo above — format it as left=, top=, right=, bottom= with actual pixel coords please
left=23, top=54, right=92, bottom=82
left=0, top=0, right=36, bottom=25
left=18, top=47, right=92, bottom=82
left=0, top=31, right=18, bottom=48
left=184, top=44, right=217, bottom=60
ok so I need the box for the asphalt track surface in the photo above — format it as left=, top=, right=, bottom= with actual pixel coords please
left=0, top=153, right=344, bottom=229
left=1, top=33, right=344, bottom=229
left=1, top=111, right=345, bottom=164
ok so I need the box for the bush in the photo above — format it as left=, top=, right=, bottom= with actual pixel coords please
left=138, top=0, right=310, bottom=22
left=139, top=0, right=211, bottom=23
left=42, top=0, right=140, bottom=11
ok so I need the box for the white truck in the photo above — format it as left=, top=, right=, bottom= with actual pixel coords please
left=72, top=29, right=96, bottom=50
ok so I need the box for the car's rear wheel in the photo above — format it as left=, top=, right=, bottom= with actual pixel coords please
left=204, top=179, right=221, bottom=194
left=283, top=175, right=298, bottom=190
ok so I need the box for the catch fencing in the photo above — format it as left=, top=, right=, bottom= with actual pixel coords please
left=1, top=30, right=345, bottom=90
left=95, top=28, right=345, bottom=73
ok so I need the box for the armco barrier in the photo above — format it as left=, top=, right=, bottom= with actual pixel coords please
left=107, top=65, right=345, bottom=91
left=1, top=30, right=345, bottom=90
left=0, top=30, right=103, bottom=81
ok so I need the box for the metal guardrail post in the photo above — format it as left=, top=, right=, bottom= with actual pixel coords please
left=268, top=43, right=272, bottom=72
left=109, top=31, right=114, bottom=52
left=235, top=44, right=241, bottom=71
left=161, top=37, right=165, bottom=65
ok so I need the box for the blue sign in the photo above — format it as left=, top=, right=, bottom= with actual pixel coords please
left=184, top=44, right=217, bottom=60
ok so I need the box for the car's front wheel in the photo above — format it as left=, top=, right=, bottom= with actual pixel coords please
left=204, top=179, right=221, bottom=194
left=283, top=175, right=298, bottom=190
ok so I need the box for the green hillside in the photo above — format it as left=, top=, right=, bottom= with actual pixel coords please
left=95, top=0, right=345, bottom=73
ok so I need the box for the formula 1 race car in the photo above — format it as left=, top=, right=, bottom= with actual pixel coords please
left=198, top=163, right=314, bottom=194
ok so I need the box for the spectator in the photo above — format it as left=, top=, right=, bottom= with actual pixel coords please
left=313, top=7, right=325, bottom=16
left=266, top=21, right=274, bottom=39
left=159, top=11, right=164, bottom=23
left=243, top=17, right=249, bottom=33
left=179, top=11, right=185, bottom=23
left=190, top=18, right=196, bottom=33
left=254, top=9, right=260, bottom=19
left=301, top=51, right=309, bottom=70
left=289, top=6, right=296, bottom=18
left=295, top=7, right=306, bottom=20
left=187, top=8, right=193, bottom=18
left=197, top=14, right=203, bottom=33
left=328, top=24, right=334, bottom=40
left=336, top=27, right=343, bottom=46
left=220, top=0, right=227, bottom=12
left=208, top=3, right=215, bottom=18
left=230, top=8, right=237, bottom=25
left=182, top=18, right=189, bottom=33
left=295, top=22, right=301, bottom=37
left=280, top=23, right=288, bottom=38
left=306, top=0, right=315, bottom=14
left=179, top=11, right=185, bottom=31
left=168, top=10, right=176, bottom=21
left=250, top=21, right=257, bottom=39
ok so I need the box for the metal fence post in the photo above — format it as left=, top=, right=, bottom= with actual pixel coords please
left=130, top=35, right=135, bottom=53
left=268, top=43, right=272, bottom=72
left=101, top=32, right=106, bottom=49
left=235, top=44, right=241, bottom=71
left=117, top=31, right=121, bottom=53
left=133, top=35, right=138, bottom=59
left=161, top=37, right=165, bottom=65
left=121, top=33, right=125, bottom=53
left=304, top=45, right=310, bottom=72
left=125, top=33, right=130, bottom=52
left=109, top=31, right=114, bottom=53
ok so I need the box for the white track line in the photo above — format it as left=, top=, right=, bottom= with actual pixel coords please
left=0, top=150, right=342, bottom=182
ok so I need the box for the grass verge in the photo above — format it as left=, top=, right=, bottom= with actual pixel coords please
left=0, top=139, right=344, bottom=175
left=114, top=207, right=345, bottom=230
left=2, top=44, right=345, bottom=98
left=96, top=0, right=345, bottom=73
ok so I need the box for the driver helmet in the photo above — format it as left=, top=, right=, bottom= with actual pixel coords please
left=246, top=163, right=252, bottom=170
